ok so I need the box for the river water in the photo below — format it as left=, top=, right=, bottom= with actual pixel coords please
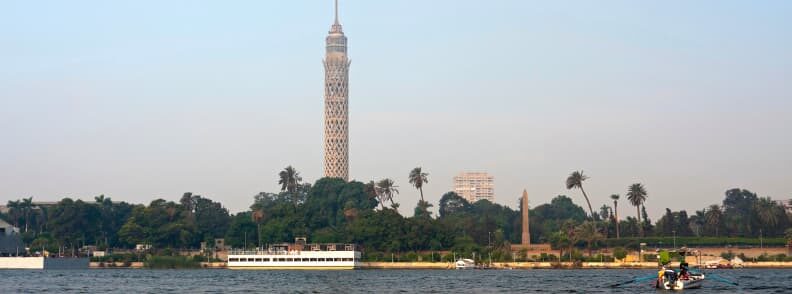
left=4, top=268, right=791, bottom=293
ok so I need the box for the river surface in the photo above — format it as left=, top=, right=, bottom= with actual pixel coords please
left=3, top=268, right=791, bottom=293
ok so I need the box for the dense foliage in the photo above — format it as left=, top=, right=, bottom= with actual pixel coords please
left=2, top=170, right=790, bottom=260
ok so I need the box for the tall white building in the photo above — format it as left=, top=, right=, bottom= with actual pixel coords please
left=453, top=172, right=495, bottom=203
left=323, top=0, right=351, bottom=181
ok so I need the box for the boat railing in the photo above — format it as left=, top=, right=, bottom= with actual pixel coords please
left=228, top=244, right=357, bottom=256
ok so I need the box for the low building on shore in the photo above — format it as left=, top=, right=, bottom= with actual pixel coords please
left=0, top=219, right=24, bottom=257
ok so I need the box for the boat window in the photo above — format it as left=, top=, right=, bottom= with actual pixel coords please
left=287, top=258, right=293, bottom=262
left=255, top=258, right=263, bottom=262
left=230, top=258, right=239, bottom=262
left=310, top=258, right=317, bottom=262
left=302, top=258, right=309, bottom=262
left=278, top=258, right=286, bottom=262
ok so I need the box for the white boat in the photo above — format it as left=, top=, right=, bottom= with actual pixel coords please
left=658, top=270, right=705, bottom=290
left=455, top=259, right=475, bottom=269
left=227, top=238, right=361, bottom=270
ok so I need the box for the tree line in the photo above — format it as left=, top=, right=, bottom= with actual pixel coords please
left=2, top=167, right=791, bottom=259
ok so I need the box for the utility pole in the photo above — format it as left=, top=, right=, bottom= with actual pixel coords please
left=673, top=230, right=676, bottom=249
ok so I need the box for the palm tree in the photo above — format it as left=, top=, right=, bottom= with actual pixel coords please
left=755, top=197, right=781, bottom=230
left=408, top=167, right=429, bottom=202
left=611, top=194, right=620, bottom=239
left=599, top=204, right=611, bottom=221
left=692, top=210, right=706, bottom=236
left=278, top=166, right=303, bottom=205
left=364, top=181, right=383, bottom=209
left=6, top=200, right=21, bottom=228
left=576, top=221, right=604, bottom=256
left=704, top=205, right=722, bottom=237
left=566, top=171, right=595, bottom=221
left=626, top=183, right=648, bottom=237
left=21, top=197, right=34, bottom=233
left=376, top=179, right=399, bottom=210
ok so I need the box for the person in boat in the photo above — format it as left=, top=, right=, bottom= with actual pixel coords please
left=656, top=265, right=666, bottom=288
left=679, top=262, right=690, bottom=280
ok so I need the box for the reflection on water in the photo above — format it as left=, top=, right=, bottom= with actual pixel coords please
left=4, top=268, right=792, bottom=293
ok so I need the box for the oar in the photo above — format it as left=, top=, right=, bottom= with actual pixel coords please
left=707, top=273, right=739, bottom=286
left=609, top=274, right=657, bottom=288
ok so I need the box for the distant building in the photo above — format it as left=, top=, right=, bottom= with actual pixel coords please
left=0, top=219, right=23, bottom=256
left=453, top=172, right=495, bottom=203
left=775, top=199, right=792, bottom=213
left=0, top=219, right=19, bottom=236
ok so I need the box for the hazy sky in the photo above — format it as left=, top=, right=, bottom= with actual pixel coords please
left=1, top=1, right=790, bottom=219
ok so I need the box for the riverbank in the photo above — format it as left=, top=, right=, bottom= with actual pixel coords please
left=86, top=261, right=792, bottom=269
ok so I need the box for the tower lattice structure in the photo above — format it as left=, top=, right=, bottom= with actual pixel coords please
left=323, top=0, right=350, bottom=181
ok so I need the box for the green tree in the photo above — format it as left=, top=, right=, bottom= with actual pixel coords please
left=565, top=171, right=595, bottom=221
left=611, top=194, right=620, bottom=239
left=376, top=179, right=399, bottom=210
left=599, top=204, right=611, bottom=222
left=705, top=205, right=722, bottom=237
left=20, top=197, right=35, bottom=233
left=5, top=200, right=21, bottom=228
left=364, top=181, right=381, bottom=208
left=755, top=197, right=783, bottom=234
left=722, top=189, right=759, bottom=237
left=408, top=167, right=429, bottom=202
left=414, top=200, right=433, bottom=219
left=118, top=219, right=145, bottom=246
left=225, top=212, right=258, bottom=248
left=530, top=195, right=586, bottom=241
left=626, top=183, right=648, bottom=236
left=613, top=247, right=628, bottom=260
left=438, top=192, right=469, bottom=218
left=576, top=221, right=603, bottom=256
left=279, top=166, right=303, bottom=206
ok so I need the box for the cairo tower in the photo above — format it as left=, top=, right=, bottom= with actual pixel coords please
left=323, top=0, right=350, bottom=181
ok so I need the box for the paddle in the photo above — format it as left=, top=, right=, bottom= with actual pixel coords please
left=609, top=274, right=658, bottom=288
left=707, top=273, right=739, bottom=286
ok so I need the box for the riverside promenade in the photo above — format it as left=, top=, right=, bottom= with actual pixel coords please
left=86, top=261, right=792, bottom=269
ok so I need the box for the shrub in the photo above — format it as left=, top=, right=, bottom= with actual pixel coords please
left=612, top=247, right=628, bottom=260
left=145, top=256, right=200, bottom=269
left=720, top=251, right=735, bottom=260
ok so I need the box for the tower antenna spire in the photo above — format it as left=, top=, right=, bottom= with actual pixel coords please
left=334, top=0, right=339, bottom=25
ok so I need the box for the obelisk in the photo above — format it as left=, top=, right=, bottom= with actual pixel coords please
left=521, top=189, right=531, bottom=246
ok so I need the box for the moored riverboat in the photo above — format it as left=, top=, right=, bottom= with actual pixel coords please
left=227, top=238, right=361, bottom=270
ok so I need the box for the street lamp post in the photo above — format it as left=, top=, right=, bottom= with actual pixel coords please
left=760, top=229, right=763, bottom=249
left=673, top=230, right=676, bottom=249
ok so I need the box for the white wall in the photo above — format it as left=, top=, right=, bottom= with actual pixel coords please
left=0, top=257, right=44, bottom=269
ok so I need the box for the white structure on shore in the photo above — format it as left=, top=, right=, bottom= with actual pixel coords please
left=323, top=0, right=351, bottom=181
left=453, top=172, right=495, bottom=203
left=227, top=239, right=361, bottom=270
